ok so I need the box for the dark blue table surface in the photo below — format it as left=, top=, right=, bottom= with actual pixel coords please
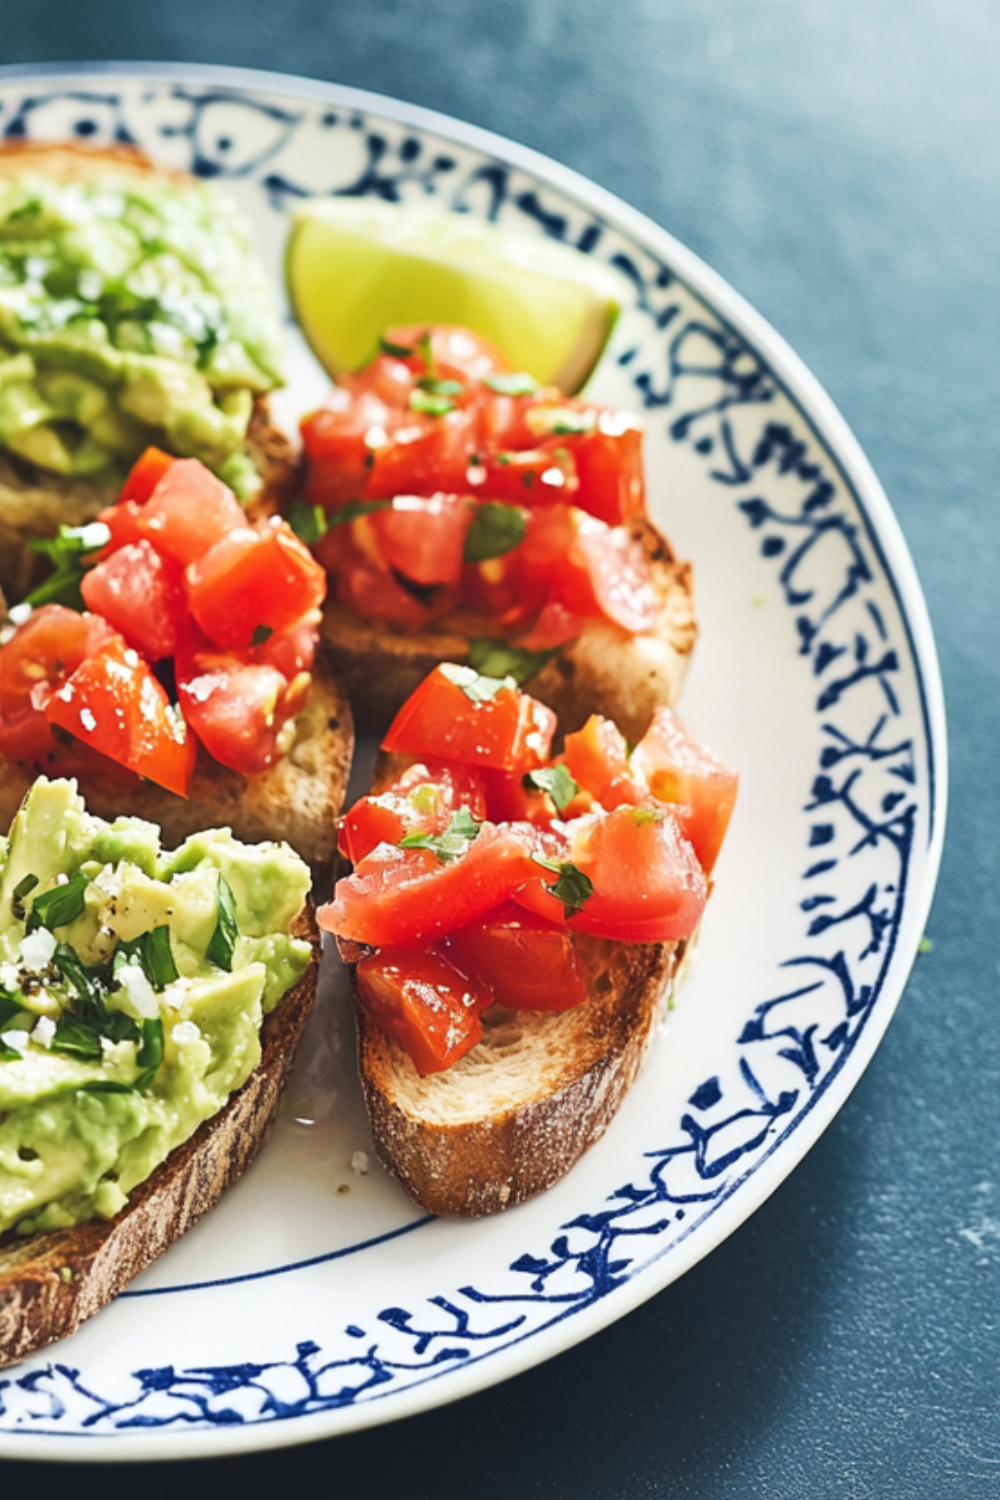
left=3, top=2, right=998, bottom=1495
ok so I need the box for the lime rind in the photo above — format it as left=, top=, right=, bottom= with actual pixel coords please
left=285, top=199, right=632, bottom=392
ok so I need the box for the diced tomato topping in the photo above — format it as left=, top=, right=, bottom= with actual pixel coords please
left=354, top=947, right=491, bottom=1075
left=549, top=513, right=658, bottom=634
left=632, top=708, right=738, bottom=874
left=478, top=767, right=556, bottom=827
left=95, top=499, right=144, bottom=557
left=119, top=446, right=178, bottom=507
left=339, top=759, right=487, bottom=864
left=46, top=635, right=195, bottom=797
left=382, top=665, right=555, bottom=773
left=366, top=407, right=477, bottom=500
left=253, top=619, right=317, bottom=681
left=302, top=387, right=392, bottom=509
left=514, top=597, right=584, bottom=651
left=369, top=493, right=472, bottom=588
left=137, top=459, right=247, bottom=567
left=471, top=449, right=578, bottom=506
left=515, top=802, right=707, bottom=943
left=562, top=714, right=643, bottom=810
left=318, top=822, right=539, bottom=948
left=176, top=645, right=309, bottom=779
left=0, top=606, right=117, bottom=766
left=80, top=540, right=188, bottom=662
left=550, top=411, right=646, bottom=525
left=186, top=521, right=327, bottom=651
left=443, top=901, right=586, bottom=1012
left=381, top=324, right=508, bottom=385
left=327, top=539, right=457, bottom=630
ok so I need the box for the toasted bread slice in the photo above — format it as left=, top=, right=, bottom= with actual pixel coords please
left=0, top=141, right=299, bottom=602
left=346, top=749, right=683, bottom=1215
left=356, top=933, right=680, bottom=1216
left=0, top=652, right=353, bottom=872
left=0, top=902, right=319, bottom=1370
left=321, top=517, right=696, bottom=744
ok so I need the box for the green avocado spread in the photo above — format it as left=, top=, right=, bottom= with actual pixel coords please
left=0, top=777, right=311, bottom=1238
left=0, top=171, right=284, bottom=496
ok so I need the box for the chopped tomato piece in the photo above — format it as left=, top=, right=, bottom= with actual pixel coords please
left=562, top=714, right=643, bottom=810
left=382, top=664, right=556, bottom=773
left=478, top=767, right=556, bottom=827
left=514, top=597, right=584, bottom=651
left=382, top=324, right=508, bottom=385
left=302, top=387, right=392, bottom=509
left=443, top=901, right=586, bottom=1012
left=46, top=636, right=195, bottom=796
left=369, top=493, right=472, bottom=588
left=137, top=459, right=246, bottom=567
left=176, top=646, right=308, bottom=778
left=551, top=411, right=646, bottom=525
left=474, top=385, right=563, bottom=450
left=186, top=521, right=327, bottom=650
left=515, top=802, right=707, bottom=943
left=339, top=759, right=487, bottom=864
left=118, top=446, right=178, bottom=506
left=366, top=407, right=477, bottom=499
left=318, top=822, right=539, bottom=947
left=328, top=539, right=457, bottom=630
left=0, top=607, right=118, bottom=766
left=253, top=618, right=317, bottom=680
left=471, top=449, right=578, bottom=506
left=80, top=540, right=188, bottom=662
left=632, top=708, right=738, bottom=873
left=549, top=513, right=658, bottom=635
left=354, top=947, right=491, bottom=1075
left=95, top=499, right=143, bottom=557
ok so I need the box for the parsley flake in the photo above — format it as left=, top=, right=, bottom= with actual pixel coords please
left=398, top=807, right=481, bottom=863
left=287, top=499, right=330, bottom=543
left=484, top=372, right=539, bottom=397
left=379, top=335, right=414, bottom=358
left=464, top=502, right=527, bottom=563
left=467, top=639, right=561, bottom=685
left=409, top=388, right=455, bottom=417
left=251, top=624, right=273, bottom=647
left=532, top=856, right=594, bottom=919
left=26, top=871, right=88, bottom=933
left=26, top=522, right=111, bottom=609
left=524, top=764, right=580, bottom=812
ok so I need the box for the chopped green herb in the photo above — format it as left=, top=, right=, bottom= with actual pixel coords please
left=52, top=942, right=104, bottom=1007
left=379, top=335, right=414, bottom=358
left=77, top=1079, right=134, bottom=1094
left=26, top=871, right=88, bottom=933
left=417, top=376, right=464, bottom=397
left=326, top=498, right=392, bottom=528
left=532, top=857, right=594, bottom=919
left=495, top=452, right=512, bottom=466
left=251, top=624, right=273, bottom=647
left=125, top=926, right=180, bottom=992
left=440, top=662, right=513, bottom=704
left=0, top=995, right=24, bottom=1031
left=399, top=807, right=481, bottom=863
left=543, top=408, right=594, bottom=436
left=12, top=873, right=39, bottom=903
left=51, top=1018, right=104, bottom=1062
left=409, top=388, right=455, bottom=417
left=467, top=638, right=561, bottom=685
left=484, top=372, right=539, bottom=397
left=0, top=1042, right=22, bottom=1062
left=134, top=1017, right=164, bottom=1089
left=464, top=502, right=527, bottom=563
left=525, top=764, right=580, bottom=813
left=206, top=874, right=238, bottom=972
left=287, top=499, right=330, bottom=543
left=415, top=330, right=435, bottom=373
left=25, top=522, right=111, bottom=610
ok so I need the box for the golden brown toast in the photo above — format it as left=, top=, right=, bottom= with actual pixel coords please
left=321, top=517, right=696, bottom=745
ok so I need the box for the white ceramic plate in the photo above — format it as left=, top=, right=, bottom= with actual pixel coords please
left=0, top=63, right=946, bottom=1462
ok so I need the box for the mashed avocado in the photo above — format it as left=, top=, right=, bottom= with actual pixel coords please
left=0, top=778, right=311, bottom=1237
left=0, top=171, right=284, bottom=496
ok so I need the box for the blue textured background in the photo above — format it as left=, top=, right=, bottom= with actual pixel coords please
left=2, top=2, right=998, bottom=1494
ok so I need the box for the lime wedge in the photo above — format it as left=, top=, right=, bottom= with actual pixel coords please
left=285, top=199, right=631, bottom=393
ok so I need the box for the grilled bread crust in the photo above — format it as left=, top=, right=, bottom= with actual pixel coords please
left=320, top=517, right=696, bottom=745
left=356, top=934, right=679, bottom=1216
left=0, top=653, right=354, bottom=873
left=0, top=141, right=299, bottom=602
left=0, top=902, right=319, bottom=1371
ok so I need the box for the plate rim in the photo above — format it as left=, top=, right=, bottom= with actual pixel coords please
left=0, top=58, right=948, bottom=1462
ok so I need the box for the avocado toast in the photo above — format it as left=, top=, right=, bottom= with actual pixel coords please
left=0, top=777, right=320, bottom=1368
